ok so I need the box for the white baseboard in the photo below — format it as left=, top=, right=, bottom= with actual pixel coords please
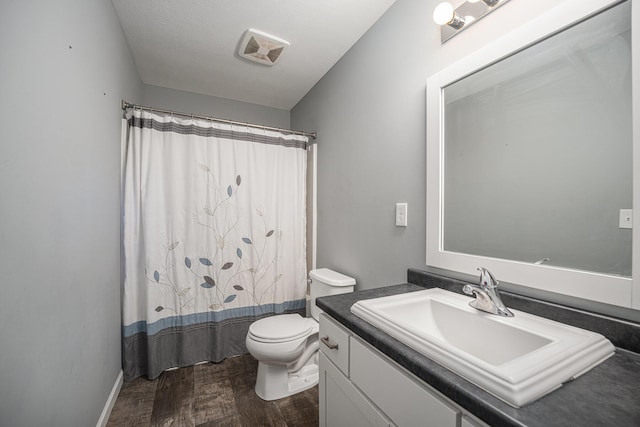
left=96, top=369, right=123, bottom=427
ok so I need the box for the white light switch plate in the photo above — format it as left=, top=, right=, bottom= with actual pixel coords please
left=396, top=203, right=408, bottom=227
left=619, top=209, right=633, bottom=229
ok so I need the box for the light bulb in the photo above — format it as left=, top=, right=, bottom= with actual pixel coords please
left=433, top=2, right=455, bottom=25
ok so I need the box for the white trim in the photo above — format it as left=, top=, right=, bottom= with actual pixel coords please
left=96, top=370, right=123, bottom=427
left=426, top=0, right=636, bottom=309
left=311, top=143, right=318, bottom=271
left=632, top=0, right=640, bottom=309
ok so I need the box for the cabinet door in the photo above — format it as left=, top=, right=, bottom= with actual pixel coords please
left=319, top=352, right=392, bottom=427
left=350, top=337, right=460, bottom=427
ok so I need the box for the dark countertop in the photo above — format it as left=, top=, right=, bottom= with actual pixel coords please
left=316, top=282, right=640, bottom=427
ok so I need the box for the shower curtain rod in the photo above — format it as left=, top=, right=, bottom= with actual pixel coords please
left=121, top=100, right=317, bottom=140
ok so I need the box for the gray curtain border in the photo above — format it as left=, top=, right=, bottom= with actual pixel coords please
left=123, top=307, right=305, bottom=381
left=127, top=115, right=309, bottom=150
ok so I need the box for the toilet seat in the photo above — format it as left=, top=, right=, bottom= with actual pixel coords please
left=248, top=314, right=317, bottom=343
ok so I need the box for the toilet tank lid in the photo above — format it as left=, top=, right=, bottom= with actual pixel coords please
left=309, top=268, right=356, bottom=287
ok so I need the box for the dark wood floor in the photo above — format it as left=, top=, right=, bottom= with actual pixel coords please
left=107, top=354, right=319, bottom=427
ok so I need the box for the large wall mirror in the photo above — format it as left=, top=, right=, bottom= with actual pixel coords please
left=426, top=0, right=639, bottom=309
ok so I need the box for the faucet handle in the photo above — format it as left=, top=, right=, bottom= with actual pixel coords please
left=477, top=267, right=498, bottom=289
left=462, top=284, right=475, bottom=295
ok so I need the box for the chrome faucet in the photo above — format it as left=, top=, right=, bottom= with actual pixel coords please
left=462, top=267, right=514, bottom=317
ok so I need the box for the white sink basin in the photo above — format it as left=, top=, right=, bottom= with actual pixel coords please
left=350, top=288, right=614, bottom=407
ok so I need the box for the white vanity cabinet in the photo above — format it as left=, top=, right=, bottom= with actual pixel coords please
left=319, top=314, right=489, bottom=427
left=319, top=314, right=393, bottom=427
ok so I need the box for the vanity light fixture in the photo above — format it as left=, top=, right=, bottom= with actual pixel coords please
left=468, top=0, right=501, bottom=6
left=433, top=2, right=466, bottom=30
left=434, top=0, right=512, bottom=43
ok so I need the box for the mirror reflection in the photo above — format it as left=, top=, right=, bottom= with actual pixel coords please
left=442, top=1, right=632, bottom=277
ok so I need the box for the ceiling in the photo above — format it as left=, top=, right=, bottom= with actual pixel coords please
left=112, top=0, right=396, bottom=110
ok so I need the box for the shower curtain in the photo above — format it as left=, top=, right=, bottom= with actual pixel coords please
left=121, top=109, right=308, bottom=380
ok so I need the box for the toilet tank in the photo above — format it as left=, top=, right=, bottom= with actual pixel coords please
left=309, top=268, right=356, bottom=321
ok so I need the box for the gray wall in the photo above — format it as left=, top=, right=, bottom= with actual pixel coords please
left=0, top=1, right=142, bottom=426
left=291, top=0, right=579, bottom=290
left=142, top=84, right=290, bottom=129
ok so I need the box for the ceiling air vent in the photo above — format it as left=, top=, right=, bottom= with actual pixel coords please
left=238, top=29, right=290, bottom=66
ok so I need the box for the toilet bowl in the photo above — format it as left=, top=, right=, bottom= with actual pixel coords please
left=245, top=268, right=355, bottom=401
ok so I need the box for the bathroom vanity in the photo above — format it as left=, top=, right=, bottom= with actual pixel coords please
left=317, top=269, right=640, bottom=427
left=319, top=313, right=487, bottom=427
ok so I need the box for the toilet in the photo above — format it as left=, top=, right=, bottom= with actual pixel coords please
left=245, top=268, right=355, bottom=401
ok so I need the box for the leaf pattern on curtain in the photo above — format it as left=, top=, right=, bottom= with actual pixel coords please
left=144, top=170, right=288, bottom=314
left=147, top=173, right=282, bottom=314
